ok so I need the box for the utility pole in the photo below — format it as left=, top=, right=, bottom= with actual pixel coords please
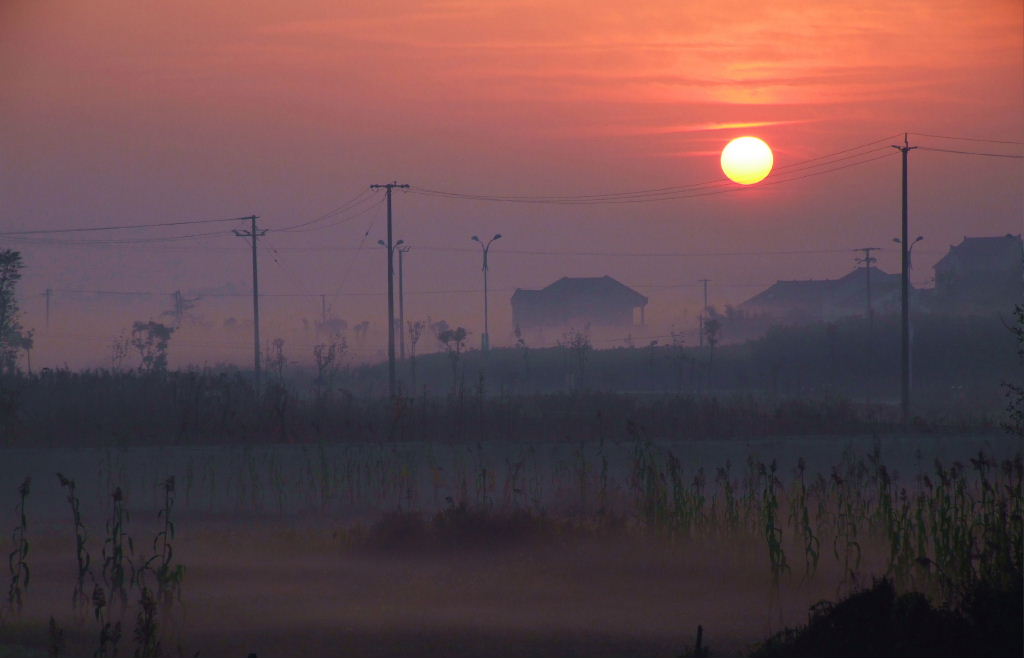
left=855, top=246, right=879, bottom=404
left=697, top=279, right=710, bottom=347
left=320, top=294, right=327, bottom=328
left=369, top=182, right=409, bottom=398
left=44, top=288, right=51, bottom=330
left=854, top=247, right=879, bottom=326
left=892, top=134, right=917, bottom=426
left=472, top=234, right=501, bottom=352
left=398, top=245, right=411, bottom=361
left=233, top=215, right=266, bottom=394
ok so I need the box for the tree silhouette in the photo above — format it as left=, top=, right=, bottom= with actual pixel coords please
left=130, top=321, right=175, bottom=373
left=0, top=250, right=33, bottom=373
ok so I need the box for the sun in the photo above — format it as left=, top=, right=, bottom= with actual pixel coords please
left=721, top=136, right=773, bottom=185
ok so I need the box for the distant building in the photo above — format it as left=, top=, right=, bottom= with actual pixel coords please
left=740, top=267, right=902, bottom=323
left=511, top=276, right=648, bottom=331
left=933, top=234, right=1023, bottom=310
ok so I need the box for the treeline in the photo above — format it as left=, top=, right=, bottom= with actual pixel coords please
left=0, top=370, right=997, bottom=448
left=0, top=311, right=1015, bottom=447
left=358, top=312, right=1018, bottom=412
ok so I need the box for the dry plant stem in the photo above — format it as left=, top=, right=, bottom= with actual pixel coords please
left=6, top=476, right=31, bottom=615
left=58, top=473, right=93, bottom=611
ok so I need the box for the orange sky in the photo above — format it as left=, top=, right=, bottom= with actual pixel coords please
left=1, top=0, right=1022, bottom=365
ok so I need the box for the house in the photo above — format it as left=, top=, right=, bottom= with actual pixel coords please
left=933, top=234, right=1023, bottom=309
left=740, top=266, right=902, bottom=323
left=511, top=276, right=648, bottom=330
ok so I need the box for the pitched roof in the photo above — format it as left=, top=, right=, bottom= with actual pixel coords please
left=936, top=234, right=1023, bottom=270
left=513, top=276, right=648, bottom=306
left=742, top=266, right=902, bottom=310
left=742, top=279, right=832, bottom=307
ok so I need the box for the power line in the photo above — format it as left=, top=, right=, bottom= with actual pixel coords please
left=408, top=136, right=899, bottom=205
left=910, top=132, right=1024, bottom=146
left=0, top=215, right=252, bottom=237
left=917, top=147, right=1024, bottom=159
left=274, top=190, right=382, bottom=232
left=1, top=229, right=235, bottom=246
left=410, top=149, right=895, bottom=205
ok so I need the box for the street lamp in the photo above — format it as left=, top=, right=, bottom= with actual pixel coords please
left=892, top=235, right=924, bottom=269
left=378, top=239, right=405, bottom=359
left=471, top=233, right=501, bottom=352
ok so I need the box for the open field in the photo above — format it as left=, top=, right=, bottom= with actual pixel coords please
left=1, top=434, right=1020, bottom=657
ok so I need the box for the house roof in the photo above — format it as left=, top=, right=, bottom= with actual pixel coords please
left=512, top=276, right=648, bottom=307
left=742, top=266, right=902, bottom=309
left=935, top=234, right=1023, bottom=271
left=741, top=279, right=832, bottom=307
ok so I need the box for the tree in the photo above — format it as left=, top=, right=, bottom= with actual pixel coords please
left=1004, top=304, right=1024, bottom=439
left=436, top=325, right=469, bottom=391
left=130, top=321, right=175, bottom=373
left=704, top=317, right=722, bottom=388
left=0, top=250, right=33, bottom=373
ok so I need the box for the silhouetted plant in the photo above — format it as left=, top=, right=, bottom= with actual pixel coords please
left=407, top=319, right=425, bottom=390
left=132, top=587, right=161, bottom=658
left=57, top=473, right=92, bottom=611
left=130, top=321, right=174, bottom=373
left=265, top=337, right=287, bottom=381
left=1002, top=303, right=1024, bottom=439
left=436, top=325, right=469, bottom=392
left=6, top=476, right=30, bottom=615
left=102, top=487, right=133, bottom=607
left=558, top=327, right=591, bottom=389
left=48, top=615, right=65, bottom=658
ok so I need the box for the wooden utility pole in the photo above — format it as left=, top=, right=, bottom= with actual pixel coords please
left=854, top=247, right=879, bottom=326
left=398, top=245, right=411, bottom=361
left=855, top=246, right=880, bottom=404
left=892, top=135, right=917, bottom=426
left=369, top=182, right=409, bottom=398
left=44, top=288, right=51, bottom=330
left=233, top=215, right=266, bottom=393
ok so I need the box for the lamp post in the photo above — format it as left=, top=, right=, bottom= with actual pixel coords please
left=471, top=233, right=501, bottom=352
left=378, top=239, right=405, bottom=364
left=893, top=236, right=924, bottom=270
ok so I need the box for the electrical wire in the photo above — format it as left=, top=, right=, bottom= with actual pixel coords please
left=408, top=135, right=900, bottom=205
left=0, top=215, right=253, bottom=237
left=917, top=147, right=1024, bottom=159
left=273, top=189, right=378, bottom=232
left=910, top=132, right=1024, bottom=146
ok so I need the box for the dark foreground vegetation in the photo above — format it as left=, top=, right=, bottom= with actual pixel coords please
left=1, top=443, right=1020, bottom=656
left=751, top=575, right=1022, bottom=658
